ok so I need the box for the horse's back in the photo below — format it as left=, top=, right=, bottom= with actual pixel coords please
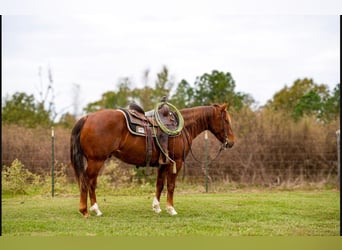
left=80, top=109, right=126, bottom=158
left=85, top=109, right=124, bottom=127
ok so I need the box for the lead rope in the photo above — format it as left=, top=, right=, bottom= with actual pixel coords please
left=152, top=125, right=177, bottom=174
left=152, top=101, right=183, bottom=174
left=154, top=101, right=184, bottom=135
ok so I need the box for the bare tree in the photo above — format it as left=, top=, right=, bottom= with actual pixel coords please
left=72, top=83, right=81, bottom=118
left=36, top=64, right=57, bottom=123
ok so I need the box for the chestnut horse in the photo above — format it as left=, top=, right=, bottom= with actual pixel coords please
left=70, top=103, right=234, bottom=217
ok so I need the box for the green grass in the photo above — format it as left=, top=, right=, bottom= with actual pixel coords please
left=2, top=188, right=339, bottom=236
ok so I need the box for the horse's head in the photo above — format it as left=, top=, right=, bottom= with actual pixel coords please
left=208, top=103, right=235, bottom=149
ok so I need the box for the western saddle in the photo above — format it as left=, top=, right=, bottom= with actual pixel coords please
left=118, top=98, right=181, bottom=166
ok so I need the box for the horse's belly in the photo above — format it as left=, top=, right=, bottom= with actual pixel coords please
left=113, top=136, right=158, bottom=166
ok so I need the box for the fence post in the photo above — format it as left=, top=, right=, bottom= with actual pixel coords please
left=205, top=130, right=209, bottom=193
left=337, top=129, right=341, bottom=236
left=337, top=129, right=340, bottom=190
left=51, top=127, right=55, bottom=197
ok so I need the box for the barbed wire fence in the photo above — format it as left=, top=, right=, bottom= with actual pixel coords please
left=182, top=131, right=338, bottom=188
left=2, top=125, right=340, bottom=190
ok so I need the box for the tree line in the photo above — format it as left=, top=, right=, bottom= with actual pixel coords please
left=2, top=65, right=340, bottom=128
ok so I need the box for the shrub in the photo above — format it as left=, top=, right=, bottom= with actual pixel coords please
left=98, top=159, right=137, bottom=188
left=2, top=159, right=41, bottom=195
left=47, top=161, right=76, bottom=195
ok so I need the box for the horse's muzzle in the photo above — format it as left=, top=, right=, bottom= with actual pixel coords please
left=223, top=139, right=234, bottom=149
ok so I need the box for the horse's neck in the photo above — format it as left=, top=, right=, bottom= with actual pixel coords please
left=181, top=106, right=213, bottom=140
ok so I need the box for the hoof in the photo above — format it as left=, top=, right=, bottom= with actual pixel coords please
left=152, top=197, right=162, bottom=214
left=94, top=211, right=103, bottom=216
left=153, top=206, right=162, bottom=214
left=80, top=211, right=89, bottom=218
left=90, top=203, right=103, bottom=216
left=79, top=207, right=89, bottom=218
left=166, top=205, right=177, bottom=216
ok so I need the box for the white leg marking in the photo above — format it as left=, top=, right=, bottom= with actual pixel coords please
left=90, top=203, right=103, bottom=216
left=166, top=205, right=177, bottom=216
left=152, top=197, right=162, bottom=214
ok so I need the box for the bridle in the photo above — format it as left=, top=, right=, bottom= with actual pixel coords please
left=221, top=111, right=230, bottom=149
left=182, top=109, right=230, bottom=165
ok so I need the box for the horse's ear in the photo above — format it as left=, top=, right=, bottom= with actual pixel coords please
left=220, top=103, right=228, bottom=111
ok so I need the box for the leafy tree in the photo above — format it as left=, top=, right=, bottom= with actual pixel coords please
left=170, top=79, right=194, bottom=108
left=115, top=78, right=132, bottom=108
left=83, top=66, right=175, bottom=112
left=57, top=112, right=77, bottom=128
left=129, top=66, right=174, bottom=110
left=152, top=65, right=175, bottom=105
left=266, top=78, right=337, bottom=122
left=81, top=67, right=254, bottom=114
left=83, top=91, right=117, bottom=113
left=292, top=90, right=323, bottom=120
left=132, top=86, right=154, bottom=110
left=2, top=92, right=51, bottom=127
left=322, top=83, right=340, bottom=121
left=193, top=70, right=249, bottom=110
left=84, top=79, right=133, bottom=113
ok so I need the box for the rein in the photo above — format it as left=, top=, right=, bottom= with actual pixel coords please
left=182, top=109, right=229, bottom=165
left=182, top=128, right=225, bottom=165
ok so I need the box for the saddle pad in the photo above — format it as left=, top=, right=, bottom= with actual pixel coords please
left=118, top=108, right=156, bottom=137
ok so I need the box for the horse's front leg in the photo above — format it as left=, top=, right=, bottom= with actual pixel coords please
left=153, top=165, right=167, bottom=214
left=165, top=160, right=182, bottom=216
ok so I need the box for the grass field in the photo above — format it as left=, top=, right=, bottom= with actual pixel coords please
left=2, top=188, right=339, bottom=236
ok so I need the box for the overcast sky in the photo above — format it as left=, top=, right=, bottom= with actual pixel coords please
left=2, top=1, right=341, bottom=118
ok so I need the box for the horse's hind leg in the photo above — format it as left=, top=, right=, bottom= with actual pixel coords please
left=87, top=160, right=104, bottom=216
left=79, top=187, right=89, bottom=217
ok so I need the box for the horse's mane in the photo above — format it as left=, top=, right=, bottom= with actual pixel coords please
left=180, top=105, right=215, bottom=131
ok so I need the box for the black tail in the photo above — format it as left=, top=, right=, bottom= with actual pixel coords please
left=70, top=116, right=88, bottom=192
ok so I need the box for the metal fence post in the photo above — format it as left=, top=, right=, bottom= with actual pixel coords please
left=205, top=130, right=209, bottom=193
left=337, top=129, right=341, bottom=236
left=337, top=129, right=340, bottom=190
left=336, top=130, right=342, bottom=236
left=51, top=127, right=55, bottom=197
